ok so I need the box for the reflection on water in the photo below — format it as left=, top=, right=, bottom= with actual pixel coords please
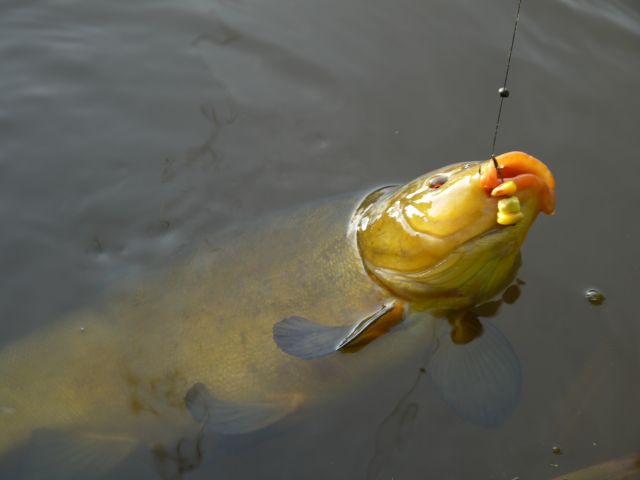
left=367, top=367, right=425, bottom=480
left=152, top=429, right=204, bottom=480
left=161, top=103, right=236, bottom=183
left=1, top=0, right=639, bottom=478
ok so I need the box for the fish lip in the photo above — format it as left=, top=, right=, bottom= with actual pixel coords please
left=480, top=151, right=556, bottom=214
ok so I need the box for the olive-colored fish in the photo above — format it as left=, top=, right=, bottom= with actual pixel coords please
left=0, top=151, right=555, bottom=477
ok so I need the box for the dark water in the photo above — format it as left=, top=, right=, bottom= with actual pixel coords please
left=1, top=0, right=639, bottom=478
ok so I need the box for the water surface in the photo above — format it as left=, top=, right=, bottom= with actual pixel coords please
left=1, top=0, right=639, bottom=478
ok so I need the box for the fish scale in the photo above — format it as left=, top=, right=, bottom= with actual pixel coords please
left=0, top=153, right=555, bottom=477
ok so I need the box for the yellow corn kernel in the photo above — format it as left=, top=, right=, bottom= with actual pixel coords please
left=491, top=180, right=517, bottom=197
left=497, top=211, right=524, bottom=225
left=497, top=196, right=521, bottom=214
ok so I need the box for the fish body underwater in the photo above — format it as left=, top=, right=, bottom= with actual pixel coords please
left=0, top=152, right=555, bottom=476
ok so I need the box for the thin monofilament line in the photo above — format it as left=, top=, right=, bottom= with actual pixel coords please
left=490, top=0, right=525, bottom=157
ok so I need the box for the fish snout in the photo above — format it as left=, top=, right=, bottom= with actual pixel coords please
left=480, top=151, right=556, bottom=215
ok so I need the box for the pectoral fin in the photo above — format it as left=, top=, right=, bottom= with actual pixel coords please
left=427, top=317, right=522, bottom=428
left=273, top=302, right=404, bottom=360
left=23, top=430, right=138, bottom=480
left=184, top=383, right=293, bottom=434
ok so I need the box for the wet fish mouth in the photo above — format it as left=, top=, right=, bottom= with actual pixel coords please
left=480, top=151, right=556, bottom=215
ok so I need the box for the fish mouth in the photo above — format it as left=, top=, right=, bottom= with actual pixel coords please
left=479, top=151, right=556, bottom=215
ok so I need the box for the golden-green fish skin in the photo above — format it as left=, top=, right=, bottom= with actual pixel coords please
left=356, top=152, right=555, bottom=308
left=0, top=193, right=434, bottom=456
left=0, top=152, right=555, bottom=461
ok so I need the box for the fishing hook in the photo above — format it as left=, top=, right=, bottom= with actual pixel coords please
left=490, top=0, right=524, bottom=176
left=491, top=155, right=504, bottom=183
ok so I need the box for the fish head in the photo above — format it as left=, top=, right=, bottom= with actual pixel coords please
left=355, top=151, right=555, bottom=307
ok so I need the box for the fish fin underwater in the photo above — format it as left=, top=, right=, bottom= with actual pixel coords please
left=185, top=383, right=298, bottom=435
left=427, top=316, right=522, bottom=428
left=20, top=430, right=138, bottom=480
left=0, top=152, right=555, bottom=477
left=272, top=302, right=404, bottom=359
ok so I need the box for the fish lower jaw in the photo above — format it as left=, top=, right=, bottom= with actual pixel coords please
left=366, top=230, right=522, bottom=309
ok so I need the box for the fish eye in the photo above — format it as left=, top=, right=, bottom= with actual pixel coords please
left=428, top=174, right=448, bottom=189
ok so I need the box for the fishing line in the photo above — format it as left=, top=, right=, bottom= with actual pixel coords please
left=490, top=0, right=525, bottom=180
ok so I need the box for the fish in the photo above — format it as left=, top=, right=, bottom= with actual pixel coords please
left=550, top=453, right=640, bottom=480
left=0, top=151, right=555, bottom=478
